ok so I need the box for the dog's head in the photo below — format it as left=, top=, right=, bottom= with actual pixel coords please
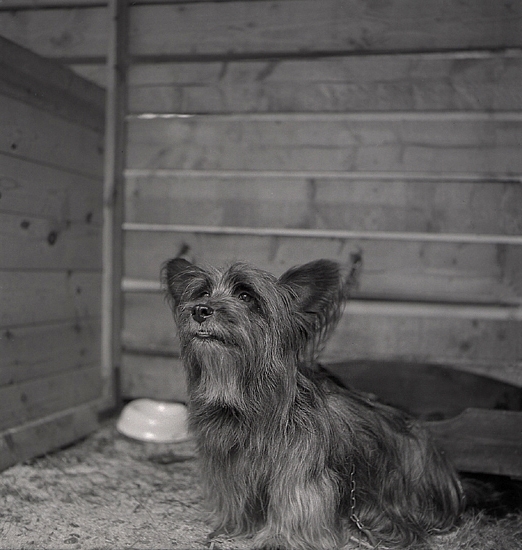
left=163, top=258, right=355, bottom=363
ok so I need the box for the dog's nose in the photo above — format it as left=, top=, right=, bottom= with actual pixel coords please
left=192, top=304, right=214, bottom=324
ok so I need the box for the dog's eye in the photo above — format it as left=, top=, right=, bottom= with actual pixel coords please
left=238, top=291, right=253, bottom=303
left=196, top=290, right=210, bottom=299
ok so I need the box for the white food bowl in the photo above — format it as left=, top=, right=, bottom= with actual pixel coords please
left=116, top=399, right=190, bottom=443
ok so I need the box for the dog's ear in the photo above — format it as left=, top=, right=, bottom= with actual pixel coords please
left=162, top=258, right=198, bottom=306
left=279, top=259, right=357, bottom=355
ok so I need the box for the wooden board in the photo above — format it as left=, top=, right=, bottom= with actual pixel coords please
left=0, top=402, right=99, bottom=473
left=0, top=153, right=103, bottom=226
left=128, top=54, right=522, bottom=114
left=123, top=231, right=522, bottom=305
left=126, top=116, right=522, bottom=173
left=322, top=310, right=522, bottom=382
left=121, top=354, right=187, bottom=403
left=0, top=1, right=103, bottom=6
left=0, top=7, right=108, bottom=61
left=1, top=95, right=104, bottom=178
left=0, top=35, right=105, bottom=131
left=1, top=212, right=102, bottom=270
left=0, top=365, right=102, bottom=432
left=124, top=174, right=522, bottom=235
left=0, top=319, right=101, bottom=387
left=129, top=0, right=522, bottom=58
left=426, top=409, right=522, bottom=477
left=0, top=271, right=101, bottom=328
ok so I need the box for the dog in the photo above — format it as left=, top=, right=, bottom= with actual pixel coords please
left=163, top=258, right=464, bottom=549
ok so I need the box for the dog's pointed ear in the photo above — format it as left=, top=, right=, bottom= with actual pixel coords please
left=279, top=259, right=352, bottom=354
left=279, top=259, right=344, bottom=315
left=162, top=257, right=197, bottom=306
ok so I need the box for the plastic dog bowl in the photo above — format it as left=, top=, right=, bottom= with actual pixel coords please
left=116, top=399, right=190, bottom=443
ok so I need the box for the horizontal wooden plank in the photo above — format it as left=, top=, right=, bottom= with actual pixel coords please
left=0, top=7, right=108, bottom=60
left=322, top=311, right=522, bottom=383
left=123, top=293, right=177, bottom=357
left=0, top=365, right=102, bottom=432
left=127, top=116, right=522, bottom=173
left=124, top=174, right=522, bottom=235
left=0, top=153, right=103, bottom=225
left=129, top=1, right=522, bottom=57
left=0, top=271, right=101, bottom=328
left=123, top=231, right=522, bottom=304
left=124, top=222, right=522, bottom=245
left=1, top=95, right=104, bottom=178
left=121, top=354, right=187, bottom=403
left=128, top=53, right=522, bottom=113
left=426, top=409, right=522, bottom=477
left=0, top=35, right=105, bottom=131
left=0, top=319, right=101, bottom=386
left=0, top=402, right=99, bottom=473
left=0, top=212, right=102, bottom=270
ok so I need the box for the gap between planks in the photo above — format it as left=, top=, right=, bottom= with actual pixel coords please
left=124, top=169, right=522, bottom=184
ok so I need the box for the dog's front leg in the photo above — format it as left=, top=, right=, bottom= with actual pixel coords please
left=253, top=470, right=343, bottom=550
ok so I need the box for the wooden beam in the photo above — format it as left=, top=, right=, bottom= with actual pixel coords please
left=122, top=222, right=522, bottom=245
left=0, top=402, right=99, bottom=473
left=426, top=408, right=522, bottom=478
left=101, top=0, right=128, bottom=411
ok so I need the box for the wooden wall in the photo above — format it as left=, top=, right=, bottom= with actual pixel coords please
left=0, top=0, right=108, bottom=87
left=118, top=0, right=522, bottom=402
left=0, top=36, right=105, bottom=469
left=2, top=1, right=519, bottom=408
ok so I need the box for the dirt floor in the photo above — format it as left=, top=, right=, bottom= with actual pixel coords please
left=0, top=418, right=521, bottom=550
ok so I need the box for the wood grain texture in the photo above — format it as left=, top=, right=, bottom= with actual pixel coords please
left=128, top=54, right=522, bottom=114
left=123, top=230, right=522, bottom=304
left=129, top=0, right=522, bottom=57
left=0, top=153, right=103, bottom=226
left=1, top=95, right=104, bottom=178
left=0, top=402, right=99, bottom=473
left=0, top=7, right=108, bottom=60
left=427, top=409, right=522, bottom=477
left=1, top=212, right=102, bottom=270
left=0, top=365, right=102, bottom=432
left=121, top=354, right=187, bottom=403
left=322, top=311, right=522, bottom=380
left=0, top=271, right=102, bottom=328
left=0, top=319, right=101, bottom=386
left=0, top=35, right=105, bottom=131
left=124, top=174, right=522, bottom=235
left=126, top=116, right=522, bottom=173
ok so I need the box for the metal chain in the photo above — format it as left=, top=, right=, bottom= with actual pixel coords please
left=349, top=462, right=379, bottom=548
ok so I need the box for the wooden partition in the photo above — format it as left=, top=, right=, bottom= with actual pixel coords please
left=120, top=0, right=521, bottom=396
left=0, top=37, right=106, bottom=469
left=2, top=1, right=519, bottom=475
left=118, top=1, right=522, bottom=476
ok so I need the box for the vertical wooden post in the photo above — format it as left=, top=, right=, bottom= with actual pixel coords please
left=102, top=0, right=129, bottom=411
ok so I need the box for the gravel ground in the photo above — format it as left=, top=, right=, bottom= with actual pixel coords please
left=0, top=419, right=520, bottom=550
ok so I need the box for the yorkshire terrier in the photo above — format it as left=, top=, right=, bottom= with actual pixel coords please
left=163, top=258, right=464, bottom=549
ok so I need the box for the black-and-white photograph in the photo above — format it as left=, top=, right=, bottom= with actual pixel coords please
left=0, top=1, right=521, bottom=548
